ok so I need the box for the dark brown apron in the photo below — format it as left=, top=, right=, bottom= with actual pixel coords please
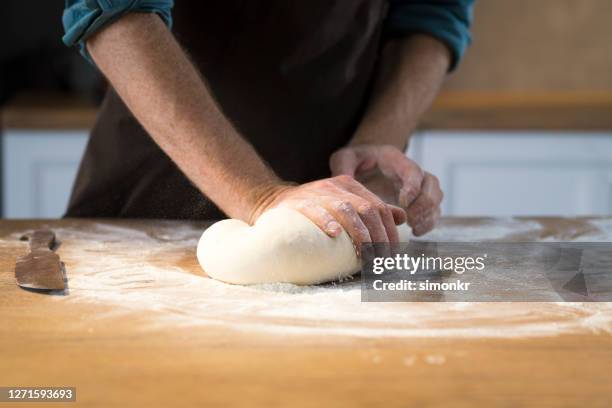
left=66, top=0, right=388, bottom=219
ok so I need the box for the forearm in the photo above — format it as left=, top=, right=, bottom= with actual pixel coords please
left=87, top=13, right=283, bottom=222
left=351, top=34, right=450, bottom=149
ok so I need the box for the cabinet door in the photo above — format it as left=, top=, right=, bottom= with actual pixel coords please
left=2, top=130, right=88, bottom=218
left=412, top=131, right=612, bottom=216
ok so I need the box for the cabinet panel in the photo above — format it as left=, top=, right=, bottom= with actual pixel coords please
left=412, top=132, right=612, bottom=216
left=2, top=130, right=88, bottom=218
left=3, top=130, right=611, bottom=218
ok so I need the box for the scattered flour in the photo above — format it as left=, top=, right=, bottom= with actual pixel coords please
left=425, top=355, right=446, bottom=365
left=574, top=218, right=612, bottom=241
left=402, top=356, right=416, bottom=366
left=420, top=217, right=542, bottom=242
left=7, top=218, right=612, bottom=339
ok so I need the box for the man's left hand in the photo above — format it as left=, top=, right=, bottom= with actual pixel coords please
left=330, top=144, right=443, bottom=236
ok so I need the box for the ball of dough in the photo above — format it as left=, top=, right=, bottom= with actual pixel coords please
left=197, top=207, right=361, bottom=285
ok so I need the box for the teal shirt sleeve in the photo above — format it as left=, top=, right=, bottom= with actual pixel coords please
left=384, top=0, right=474, bottom=71
left=62, top=0, right=174, bottom=63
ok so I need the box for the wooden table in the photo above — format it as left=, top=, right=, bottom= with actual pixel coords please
left=1, top=218, right=611, bottom=407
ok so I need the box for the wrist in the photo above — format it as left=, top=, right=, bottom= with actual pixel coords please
left=350, top=109, right=413, bottom=151
left=246, top=181, right=296, bottom=224
left=349, top=131, right=409, bottom=151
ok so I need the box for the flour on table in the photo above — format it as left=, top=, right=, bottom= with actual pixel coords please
left=6, top=218, right=612, bottom=339
left=420, top=217, right=542, bottom=241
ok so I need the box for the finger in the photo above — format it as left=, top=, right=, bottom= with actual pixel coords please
left=336, top=176, right=399, bottom=243
left=389, top=204, right=407, bottom=225
left=380, top=205, right=400, bottom=243
left=326, top=200, right=371, bottom=255
left=406, top=172, right=443, bottom=225
left=421, top=172, right=443, bottom=206
left=412, top=207, right=441, bottom=236
left=350, top=195, right=389, bottom=244
left=291, top=202, right=342, bottom=238
left=329, top=148, right=359, bottom=177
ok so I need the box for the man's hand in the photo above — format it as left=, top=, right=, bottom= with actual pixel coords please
left=328, top=35, right=450, bottom=237
left=330, top=144, right=442, bottom=236
left=249, top=176, right=407, bottom=251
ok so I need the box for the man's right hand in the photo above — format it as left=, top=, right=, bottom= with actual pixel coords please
left=249, top=175, right=407, bottom=251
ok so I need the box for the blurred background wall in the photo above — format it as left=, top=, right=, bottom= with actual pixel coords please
left=447, top=0, right=612, bottom=93
left=0, top=0, right=102, bottom=105
left=409, top=0, right=612, bottom=217
left=1, top=0, right=611, bottom=218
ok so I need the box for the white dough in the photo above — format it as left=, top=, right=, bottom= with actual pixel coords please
left=197, top=208, right=359, bottom=285
left=197, top=207, right=412, bottom=285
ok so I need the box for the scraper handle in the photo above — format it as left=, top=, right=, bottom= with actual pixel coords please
left=22, top=230, right=57, bottom=252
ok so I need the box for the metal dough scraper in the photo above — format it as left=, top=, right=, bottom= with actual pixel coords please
left=15, top=230, right=66, bottom=291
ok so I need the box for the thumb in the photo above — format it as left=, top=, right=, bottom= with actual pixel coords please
left=329, top=148, right=359, bottom=177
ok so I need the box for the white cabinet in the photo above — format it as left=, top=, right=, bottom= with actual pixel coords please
left=408, top=131, right=612, bottom=216
left=2, top=129, right=611, bottom=218
left=2, top=130, right=88, bottom=218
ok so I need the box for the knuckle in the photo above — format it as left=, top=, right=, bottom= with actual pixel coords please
left=293, top=200, right=313, bottom=211
left=372, top=201, right=387, bottom=213
left=335, top=200, right=354, bottom=213
left=356, top=202, right=375, bottom=216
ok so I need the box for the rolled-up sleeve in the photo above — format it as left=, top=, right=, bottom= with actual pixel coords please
left=62, top=0, right=174, bottom=63
left=384, top=0, right=474, bottom=71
